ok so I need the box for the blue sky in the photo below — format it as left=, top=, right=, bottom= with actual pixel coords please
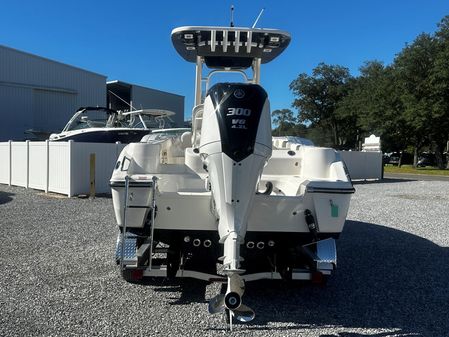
left=1, top=0, right=448, bottom=119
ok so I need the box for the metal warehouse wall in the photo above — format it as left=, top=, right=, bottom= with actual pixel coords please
left=131, top=85, right=184, bottom=127
left=0, top=45, right=106, bottom=141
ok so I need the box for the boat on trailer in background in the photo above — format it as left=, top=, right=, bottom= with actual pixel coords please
left=49, top=106, right=175, bottom=143
left=111, top=24, right=355, bottom=328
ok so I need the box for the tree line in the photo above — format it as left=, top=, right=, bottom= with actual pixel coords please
left=273, top=15, right=449, bottom=168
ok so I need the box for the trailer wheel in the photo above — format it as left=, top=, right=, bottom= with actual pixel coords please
left=167, top=246, right=181, bottom=278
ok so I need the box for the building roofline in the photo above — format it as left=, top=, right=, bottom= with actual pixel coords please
left=0, top=44, right=107, bottom=79
left=107, top=80, right=184, bottom=98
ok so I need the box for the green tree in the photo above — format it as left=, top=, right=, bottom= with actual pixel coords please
left=271, top=108, right=296, bottom=136
left=394, top=34, right=448, bottom=167
left=394, top=34, right=435, bottom=165
left=289, top=63, right=354, bottom=148
left=431, top=16, right=449, bottom=168
left=338, top=61, right=409, bottom=155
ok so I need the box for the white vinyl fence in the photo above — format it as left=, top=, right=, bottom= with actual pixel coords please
left=0, top=141, right=383, bottom=197
left=0, top=141, right=126, bottom=197
left=339, top=150, right=383, bottom=180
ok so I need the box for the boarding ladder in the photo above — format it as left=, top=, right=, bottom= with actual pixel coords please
left=119, top=175, right=158, bottom=274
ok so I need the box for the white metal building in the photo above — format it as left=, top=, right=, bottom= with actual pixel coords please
left=107, top=80, right=184, bottom=127
left=0, top=45, right=107, bottom=141
left=0, top=45, right=186, bottom=142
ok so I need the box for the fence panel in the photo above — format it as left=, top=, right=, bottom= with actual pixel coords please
left=29, top=142, right=48, bottom=191
left=0, top=142, right=10, bottom=184
left=70, top=142, right=125, bottom=196
left=48, top=142, right=70, bottom=195
left=11, top=142, right=28, bottom=187
left=339, top=151, right=382, bottom=180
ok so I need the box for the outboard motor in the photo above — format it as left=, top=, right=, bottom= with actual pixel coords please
left=199, top=83, right=272, bottom=273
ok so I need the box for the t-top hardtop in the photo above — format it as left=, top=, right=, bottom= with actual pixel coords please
left=171, top=26, right=291, bottom=68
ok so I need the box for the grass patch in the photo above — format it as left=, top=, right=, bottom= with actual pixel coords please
left=384, top=165, right=449, bottom=176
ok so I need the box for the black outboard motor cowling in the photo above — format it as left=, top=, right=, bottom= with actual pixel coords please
left=199, top=82, right=272, bottom=273
left=207, top=83, right=268, bottom=162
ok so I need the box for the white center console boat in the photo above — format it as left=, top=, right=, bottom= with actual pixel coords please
left=110, top=25, right=355, bottom=327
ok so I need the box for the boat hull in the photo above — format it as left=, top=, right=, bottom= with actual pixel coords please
left=50, top=129, right=150, bottom=143
left=111, top=182, right=352, bottom=234
left=111, top=140, right=354, bottom=283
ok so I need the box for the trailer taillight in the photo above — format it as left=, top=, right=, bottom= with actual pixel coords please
left=131, top=270, right=143, bottom=280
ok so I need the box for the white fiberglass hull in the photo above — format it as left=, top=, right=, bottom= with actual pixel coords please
left=110, top=142, right=354, bottom=236
left=111, top=181, right=352, bottom=235
left=111, top=138, right=354, bottom=287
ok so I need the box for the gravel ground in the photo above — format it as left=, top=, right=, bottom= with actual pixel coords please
left=1, top=179, right=448, bottom=337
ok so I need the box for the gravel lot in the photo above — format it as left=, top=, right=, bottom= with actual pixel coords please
left=1, top=179, right=448, bottom=337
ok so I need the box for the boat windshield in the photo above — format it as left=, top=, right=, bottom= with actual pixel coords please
left=129, top=114, right=172, bottom=129
left=62, top=108, right=176, bottom=132
left=63, top=109, right=113, bottom=131
left=62, top=108, right=141, bottom=131
left=141, top=128, right=191, bottom=143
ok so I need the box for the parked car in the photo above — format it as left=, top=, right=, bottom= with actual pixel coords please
left=417, top=152, right=436, bottom=167
left=417, top=152, right=448, bottom=168
left=386, top=151, right=413, bottom=166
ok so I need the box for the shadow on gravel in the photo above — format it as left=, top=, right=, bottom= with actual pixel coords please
left=167, top=279, right=209, bottom=305
left=0, top=191, right=14, bottom=205
left=142, top=278, right=209, bottom=305
left=133, top=221, right=447, bottom=336
left=240, top=220, right=449, bottom=337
